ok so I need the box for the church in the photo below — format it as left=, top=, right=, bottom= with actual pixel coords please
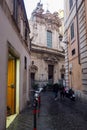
left=29, top=1, right=65, bottom=87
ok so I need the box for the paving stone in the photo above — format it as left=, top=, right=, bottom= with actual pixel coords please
left=7, top=91, right=87, bottom=130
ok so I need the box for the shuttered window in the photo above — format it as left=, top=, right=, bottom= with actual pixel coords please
left=70, top=22, right=74, bottom=40
left=47, top=31, right=52, bottom=48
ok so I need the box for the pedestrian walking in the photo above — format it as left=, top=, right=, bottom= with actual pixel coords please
left=60, top=86, right=65, bottom=99
left=53, top=83, right=59, bottom=100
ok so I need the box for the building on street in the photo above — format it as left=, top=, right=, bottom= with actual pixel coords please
left=0, top=0, right=31, bottom=129
left=64, top=0, right=87, bottom=98
left=29, top=2, right=65, bottom=88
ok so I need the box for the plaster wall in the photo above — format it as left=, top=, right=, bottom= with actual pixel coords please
left=31, top=52, right=64, bottom=84
left=29, top=21, right=60, bottom=50
left=0, top=7, right=30, bottom=130
left=64, top=0, right=85, bottom=91
left=69, top=58, right=82, bottom=90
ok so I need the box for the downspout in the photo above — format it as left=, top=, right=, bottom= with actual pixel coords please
left=76, top=0, right=80, bottom=64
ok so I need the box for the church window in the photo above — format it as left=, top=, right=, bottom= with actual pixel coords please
left=47, top=30, right=52, bottom=48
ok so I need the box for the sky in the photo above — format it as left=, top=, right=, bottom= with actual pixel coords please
left=24, top=0, right=64, bottom=19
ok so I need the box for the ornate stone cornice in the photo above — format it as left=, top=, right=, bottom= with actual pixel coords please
left=43, top=56, right=58, bottom=64
left=31, top=2, right=61, bottom=28
left=31, top=44, right=65, bottom=58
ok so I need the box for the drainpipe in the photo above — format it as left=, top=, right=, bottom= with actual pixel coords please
left=76, top=0, right=80, bottom=64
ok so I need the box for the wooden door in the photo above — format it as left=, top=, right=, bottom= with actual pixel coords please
left=48, top=65, right=54, bottom=84
left=7, top=57, right=16, bottom=116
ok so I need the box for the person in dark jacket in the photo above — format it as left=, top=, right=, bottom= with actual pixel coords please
left=53, top=83, right=59, bottom=100
left=60, top=86, right=65, bottom=99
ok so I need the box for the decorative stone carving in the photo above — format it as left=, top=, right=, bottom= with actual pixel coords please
left=32, top=2, right=44, bottom=15
left=33, top=23, right=37, bottom=29
left=44, top=56, right=58, bottom=64
left=60, top=65, right=65, bottom=73
left=30, top=65, right=38, bottom=73
left=31, top=1, right=61, bottom=29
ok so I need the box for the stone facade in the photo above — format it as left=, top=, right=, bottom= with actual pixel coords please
left=64, top=0, right=87, bottom=97
left=0, top=0, right=30, bottom=129
left=29, top=2, right=65, bottom=88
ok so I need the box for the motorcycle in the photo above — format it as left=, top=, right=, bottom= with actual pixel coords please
left=65, top=88, right=75, bottom=101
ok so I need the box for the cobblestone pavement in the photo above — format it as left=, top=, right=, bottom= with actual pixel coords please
left=7, top=91, right=87, bottom=130
left=7, top=107, right=33, bottom=130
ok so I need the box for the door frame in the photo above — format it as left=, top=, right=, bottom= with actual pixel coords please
left=7, top=51, right=20, bottom=116
left=48, top=64, right=54, bottom=83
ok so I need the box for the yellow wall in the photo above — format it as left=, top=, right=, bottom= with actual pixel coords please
left=69, top=57, right=82, bottom=90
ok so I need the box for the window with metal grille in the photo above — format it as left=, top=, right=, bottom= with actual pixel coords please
left=70, top=22, right=74, bottom=40
left=47, top=31, right=52, bottom=48
left=72, top=49, right=75, bottom=55
left=24, top=56, right=27, bottom=70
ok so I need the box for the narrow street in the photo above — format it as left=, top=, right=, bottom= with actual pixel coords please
left=1, top=1, right=87, bottom=130
left=7, top=91, right=87, bottom=130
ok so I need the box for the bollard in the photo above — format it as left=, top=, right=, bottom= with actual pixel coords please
left=37, top=95, right=41, bottom=117
left=33, top=88, right=42, bottom=129
left=33, top=98, right=37, bottom=130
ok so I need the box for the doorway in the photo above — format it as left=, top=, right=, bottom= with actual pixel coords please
left=7, top=53, right=16, bottom=116
left=6, top=52, right=20, bottom=128
left=48, top=65, right=54, bottom=84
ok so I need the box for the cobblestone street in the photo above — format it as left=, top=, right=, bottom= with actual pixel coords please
left=7, top=91, right=87, bottom=130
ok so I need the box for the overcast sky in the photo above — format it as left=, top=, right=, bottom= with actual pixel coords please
left=24, top=0, right=64, bottom=19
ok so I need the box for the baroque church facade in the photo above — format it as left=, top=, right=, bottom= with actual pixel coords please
left=29, top=2, right=65, bottom=87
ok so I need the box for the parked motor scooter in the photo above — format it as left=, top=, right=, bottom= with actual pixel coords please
left=65, top=88, right=75, bottom=101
